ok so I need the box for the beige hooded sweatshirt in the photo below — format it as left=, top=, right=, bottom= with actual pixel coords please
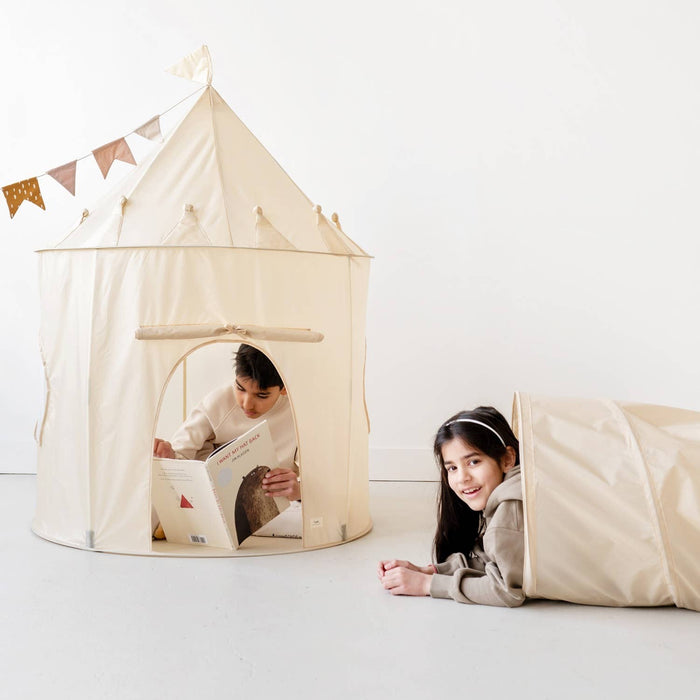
left=429, top=466, right=525, bottom=607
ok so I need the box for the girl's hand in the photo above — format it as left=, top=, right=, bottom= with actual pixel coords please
left=262, top=468, right=301, bottom=501
left=380, top=566, right=432, bottom=597
left=377, top=559, right=432, bottom=580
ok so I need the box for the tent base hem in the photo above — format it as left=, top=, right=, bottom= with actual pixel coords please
left=31, top=521, right=373, bottom=557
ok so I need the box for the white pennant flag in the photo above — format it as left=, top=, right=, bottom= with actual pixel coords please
left=135, top=115, right=163, bottom=142
left=166, top=45, right=213, bottom=84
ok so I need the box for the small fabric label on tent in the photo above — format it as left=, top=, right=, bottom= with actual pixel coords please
left=180, top=494, right=194, bottom=509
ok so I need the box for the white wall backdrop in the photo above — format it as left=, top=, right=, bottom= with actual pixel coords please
left=1, top=1, right=699, bottom=478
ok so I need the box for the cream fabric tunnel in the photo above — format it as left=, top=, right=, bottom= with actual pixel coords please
left=32, top=84, right=372, bottom=556
left=513, top=393, right=700, bottom=611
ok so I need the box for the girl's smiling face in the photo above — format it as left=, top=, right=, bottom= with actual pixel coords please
left=441, top=437, right=513, bottom=511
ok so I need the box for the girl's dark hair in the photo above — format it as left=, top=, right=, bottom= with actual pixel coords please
left=234, top=344, right=284, bottom=390
left=433, top=406, right=519, bottom=564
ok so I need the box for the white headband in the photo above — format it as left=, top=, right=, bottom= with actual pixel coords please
left=445, top=419, right=506, bottom=447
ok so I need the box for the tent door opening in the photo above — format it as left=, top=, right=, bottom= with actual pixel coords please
left=150, top=340, right=304, bottom=555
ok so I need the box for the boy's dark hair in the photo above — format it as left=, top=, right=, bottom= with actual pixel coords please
left=432, top=406, right=519, bottom=564
left=234, top=344, right=284, bottom=390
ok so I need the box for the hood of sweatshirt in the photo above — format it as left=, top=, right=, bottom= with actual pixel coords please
left=482, top=465, right=522, bottom=524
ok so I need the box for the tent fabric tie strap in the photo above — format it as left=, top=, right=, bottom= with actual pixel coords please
left=134, top=323, right=324, bottom=343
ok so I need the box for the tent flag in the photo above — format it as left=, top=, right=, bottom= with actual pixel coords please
left=47, top=161, right=77, bottom=196
left=92, top=138, right=137, bottom=179
left=166, top=45, right=213, bottom=85
left=2, top=178, right=46, bottom=218
left=135, top=115, right=163, bottom=142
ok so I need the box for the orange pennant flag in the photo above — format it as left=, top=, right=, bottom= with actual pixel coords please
left=92, top=137, right=137, bottom=179
left=134, top=115, right=163, bottom=142
left=2, top=177, right=46, bottom=219
left=47, top=160, right=77, bottom=196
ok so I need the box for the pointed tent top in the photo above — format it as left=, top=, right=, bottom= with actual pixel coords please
left=166, top=45, right=213, bottom=85
left=52, top=85, right=369, bottom=257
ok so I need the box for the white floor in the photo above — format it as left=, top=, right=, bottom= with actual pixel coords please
left=2, top=475, right=698, bottom=700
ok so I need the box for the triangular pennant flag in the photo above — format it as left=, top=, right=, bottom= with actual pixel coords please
left=134, top=115, right=163, bottom=142
left=166, top=45, right=213, bottom=84
left=92, top=137, right=137, bottom=179
left=2, top=177, right=46, bottom=219
left=47, top=161, right=77, bottom=196
left=180, top=494, right=194, bottom=509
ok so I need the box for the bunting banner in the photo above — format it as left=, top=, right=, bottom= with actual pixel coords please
left=1, top=59, right=206, bottom=220
left=92, top=137, right=137, bottom=179
left=2, top=178, right=46, bottom=219
left=135, top=115, right=163, bottom=142
left=47, top=161, right=77, bottom=196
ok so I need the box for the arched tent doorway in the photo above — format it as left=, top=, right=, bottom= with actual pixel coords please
left=150, top=340, right=309, bottom=556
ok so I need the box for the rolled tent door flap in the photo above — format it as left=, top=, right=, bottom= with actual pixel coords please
left=135, top=323, right=324, bottom=343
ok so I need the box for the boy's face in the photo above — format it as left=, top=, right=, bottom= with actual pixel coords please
left=234, top=375, right=286, bottom=420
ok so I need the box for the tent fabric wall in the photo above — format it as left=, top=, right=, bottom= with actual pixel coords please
left=33, top=83, right=372, bottom=556
left=513, top=393, right=700, bottom=611
left=34, top=246, right=371, bottom=555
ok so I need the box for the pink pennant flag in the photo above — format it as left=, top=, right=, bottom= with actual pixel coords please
left=2, top=177, right=46, bottom=219
left=134, top=115, right=163, bottom=142
left=92, top=137, right=137, bottom=179
left=47, top=160, right=77, bottom=196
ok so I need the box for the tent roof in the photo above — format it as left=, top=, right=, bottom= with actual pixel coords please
left=55, top=87, right=367, bottom=256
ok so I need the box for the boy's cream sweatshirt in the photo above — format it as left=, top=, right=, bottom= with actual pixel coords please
left=429, top=466, right=525, bottom=607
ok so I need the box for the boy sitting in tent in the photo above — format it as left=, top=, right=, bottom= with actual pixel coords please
left=153, top=344, right=300, bottom=538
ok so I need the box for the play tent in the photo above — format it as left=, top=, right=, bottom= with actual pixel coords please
left=32, top=58, right=372, bottom=556
left=514, top=393, right=700, bottom=611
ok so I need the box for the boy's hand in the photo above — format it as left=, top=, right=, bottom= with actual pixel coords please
left=262, top=468, right=301, bottom=501
left=153, top=438, right=176, bottom=459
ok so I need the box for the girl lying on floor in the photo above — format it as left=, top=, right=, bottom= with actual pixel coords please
left=378, top=406, right=525, bottom=607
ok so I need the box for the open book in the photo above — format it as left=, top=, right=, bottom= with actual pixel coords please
left=152, top=420, right=290, bottom=548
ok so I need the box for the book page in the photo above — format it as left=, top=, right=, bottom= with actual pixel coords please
left=151, top=458, right=233, bottom=549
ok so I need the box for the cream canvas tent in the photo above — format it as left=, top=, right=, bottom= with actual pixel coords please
left=32, top=53, right=372, bottom=556
left=514, top=393, right=700, bottom=611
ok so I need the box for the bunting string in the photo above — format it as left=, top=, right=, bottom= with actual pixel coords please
left=1, top=85, right=204, bottom=220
